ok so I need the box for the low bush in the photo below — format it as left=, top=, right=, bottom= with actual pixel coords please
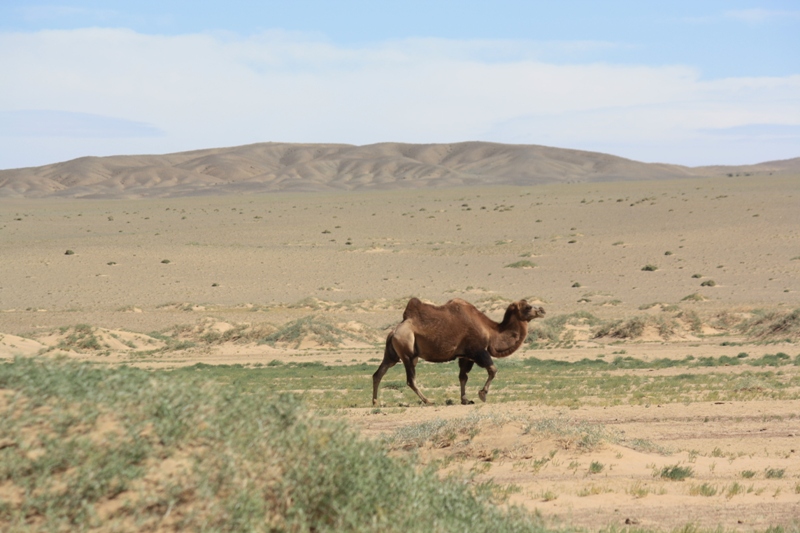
left=0, top=357, right=541, bottom=532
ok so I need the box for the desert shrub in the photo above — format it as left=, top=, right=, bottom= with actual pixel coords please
left=0, top=357, right=541, bottom=532
left=641, top=264, right=658, bottom=271
left=738, top=308, right=800, bottom=341
left=660, top=464, right=693, bottom=481
left=197, top=324, right=276, bottom=345
left=523, top=418, right=614, bottom=451
left=525, top=311, right=600, bottom=346
left=676, top=309, right=703, bottom=333
left=56, top=324, right=103, bottom=351
left=689, top=483, right=718, bottom=496
left=594, top=316, right=647, bottom=339
left=681, top=293, right=706, bottom=302
left=504, top=260, right=536, bottom=269
left=261, top=316, right=366, bottom=348
left=765, top=468, right=785, bottom=479
left=701, top=280, right=716, bottom=287
left=382, top=412, right=502, bottom=450
left=588, top=461, right=604, bottom=474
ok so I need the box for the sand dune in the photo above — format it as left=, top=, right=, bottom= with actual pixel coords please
left=3, top=141, right=797, bottom=198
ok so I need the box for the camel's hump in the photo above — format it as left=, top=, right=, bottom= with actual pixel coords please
left=402, top=297, right=476, bottom=321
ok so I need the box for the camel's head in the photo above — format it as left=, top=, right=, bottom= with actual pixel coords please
left=509, top=300, right=545, bottom=322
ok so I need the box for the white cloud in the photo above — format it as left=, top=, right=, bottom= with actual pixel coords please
left=724, top=8, right=800, bottom=23
left=0, top=28, right=798, bottom=168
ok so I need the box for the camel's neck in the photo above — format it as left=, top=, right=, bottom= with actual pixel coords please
left=490, top=312, right=528, bottom=358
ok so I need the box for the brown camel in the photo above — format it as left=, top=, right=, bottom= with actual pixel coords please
left=372, top=298, right=545, bottom=406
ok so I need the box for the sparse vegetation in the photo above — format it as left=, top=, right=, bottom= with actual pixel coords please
left=504, top=260, right=536, bottom=269
left=681, top=293, right=706, bottom=302
left=660, top=465, right=693, bottom=481
left=588, top=461, right=604, bottom=474
left=689, top=483, right=718, bottom=496
left=641, top=264, right=658, bottom=271
left=0, top=357, right=540, bottom=532
left=738, top=308, right=800, bottom=341
left=765, top=468, right=785, bottom=479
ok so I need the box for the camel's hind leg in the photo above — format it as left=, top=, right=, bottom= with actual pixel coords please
left=372, top=334, right=399, bottom=406
left=392, top=321, right=430, bottom=404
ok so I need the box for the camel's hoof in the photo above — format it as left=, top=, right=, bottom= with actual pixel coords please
left=461, top=399, right=475, bottom=405
left=478, top=390, right=487, bottom=402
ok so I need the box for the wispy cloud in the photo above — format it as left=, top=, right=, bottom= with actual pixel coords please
left=16, top=4, right=120, bottom=22
left=0, top=110, right=163, bottom=137
left=0, top=28, right=798, bottom=167
left=724, top=8, right=800, bottom=23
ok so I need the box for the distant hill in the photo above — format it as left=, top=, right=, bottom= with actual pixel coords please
left=1, top=142, right=797, bottom=199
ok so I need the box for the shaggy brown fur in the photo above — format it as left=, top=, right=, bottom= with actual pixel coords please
left=372, top=298, right=545, bottom=405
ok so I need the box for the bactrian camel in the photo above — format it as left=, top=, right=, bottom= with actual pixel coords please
left=372, top=298, right=545, bottom=405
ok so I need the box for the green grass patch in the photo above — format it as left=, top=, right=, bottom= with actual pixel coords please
left=0, top=357, right=541, bottom=532
left=504, top=260, right=537, bottom=269
left=660, top=464, right=693, bottom=481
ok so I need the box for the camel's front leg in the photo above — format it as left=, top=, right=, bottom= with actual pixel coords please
left=472, top=349, right=496, bottom=403
left=478, top=364, right=497, bottom=402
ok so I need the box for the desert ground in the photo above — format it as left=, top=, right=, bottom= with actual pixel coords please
left=1, top=172, right=799, bottom=530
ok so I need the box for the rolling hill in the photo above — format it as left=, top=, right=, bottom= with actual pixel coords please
left=1, top=141, right=796, bottom=198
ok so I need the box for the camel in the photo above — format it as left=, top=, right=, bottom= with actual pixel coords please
left=372, top=298, right=545, bottom=406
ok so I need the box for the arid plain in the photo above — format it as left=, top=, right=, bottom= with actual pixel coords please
left=1, top=144, right=799, bottom=531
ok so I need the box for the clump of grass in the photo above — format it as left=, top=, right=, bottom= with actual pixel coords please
left=627, top=481, right=652, bottom=498
left=689, top=483, right=718, bottom=497
left=741, top=470, right=756, bottom=479
left=0, top=357, right=540, bottom=532
left=523, top=418, right=614, bottom=452
left=725, top=482, right=745, bottom=499
left=700, top=280, right=716, bottom=287
left=383, top=413, right=502, bottom=450
left=641, top=264, right=658, bottom=271
left=765, top=468, right=785, bottom=479
left=540, top=490, right=558, bottom=502
left=681, top=293, right=706, bottom=302
left=577, top=485, right=607, bottom=497
left=660, top=464, right=693, bottom=481
left=588, top=461, right=604, bottom=474
left=504, top=260, right=536, bottom=269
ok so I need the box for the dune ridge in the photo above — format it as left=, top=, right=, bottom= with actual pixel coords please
left=3, top=141, right=797, bottom=199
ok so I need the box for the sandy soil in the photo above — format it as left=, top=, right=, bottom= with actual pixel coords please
left=346, top=398, right=800, bottom=531
left=1, top=174, right=798, bottom=530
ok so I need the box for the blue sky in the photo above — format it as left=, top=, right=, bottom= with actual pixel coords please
left=1, top=1, right=799, bottom=169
